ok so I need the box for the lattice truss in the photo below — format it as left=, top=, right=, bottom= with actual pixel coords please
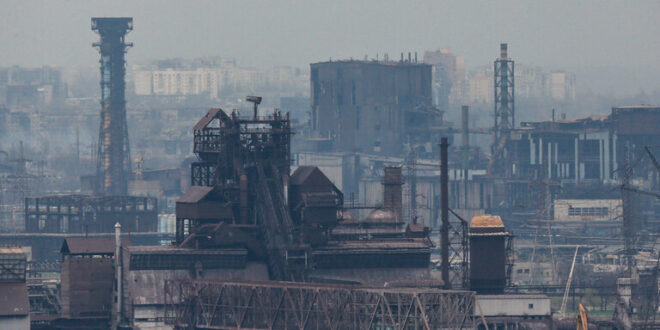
left=447, top=209, right=470, bottom=289
left=447, top=218, right=469, bottom=289
left=165, top=280, right=475, bottom=330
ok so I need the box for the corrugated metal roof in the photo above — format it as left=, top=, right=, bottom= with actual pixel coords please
left=61, top=237, right=128, bottom=255
left=177, top=186, right=214, bottom=203
left=193, top=108, right=224, bottom=130
left=0, top=282, right=29, bottom=316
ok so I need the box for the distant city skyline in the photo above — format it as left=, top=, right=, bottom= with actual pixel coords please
left=2, top=1, right=659, bottom=96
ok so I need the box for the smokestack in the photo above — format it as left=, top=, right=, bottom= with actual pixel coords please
left=500, top=43, right=508, bottom=59
left=113, top=222, right=122, bottom=328
left=440, top=137, right=450, bottom=289
left=461, top=106, right=470, bottom=209
left=383, top=167, right=403, bottom=222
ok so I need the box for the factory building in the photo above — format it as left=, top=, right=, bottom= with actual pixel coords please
left=309, top=59, right=443, bottom=156
left=507, top=105, right=660, bottom=183
left=0, top=247, right=30, bottom=329
left=56, top=238, right=121, bottom=328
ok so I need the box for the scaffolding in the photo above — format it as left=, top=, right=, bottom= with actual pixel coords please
left=164, top=280, right=475, bottom=330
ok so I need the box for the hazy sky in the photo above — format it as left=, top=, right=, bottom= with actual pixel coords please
left=2, top=0, right=660, bottom=73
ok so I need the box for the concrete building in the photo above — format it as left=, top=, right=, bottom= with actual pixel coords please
left=310, top=59, right=441, bottom=156
left=475, top=294, right=552, bottom=329
left=423, top=48, right=467, bottom=110
left=546, top=71, right=576, bottom=101
left=554, top=199, right=622, bottom=221
left=507, top=106, right=660, bottom=184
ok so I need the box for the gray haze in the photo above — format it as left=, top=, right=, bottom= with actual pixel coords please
left=2, top=0, right=660, bottom=95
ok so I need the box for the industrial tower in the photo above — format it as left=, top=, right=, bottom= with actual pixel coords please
left=494, top=43, right=515, bottom=138
left=92, top=17, right=133, bottom=195
left=489, top=43, right=515, bottom=175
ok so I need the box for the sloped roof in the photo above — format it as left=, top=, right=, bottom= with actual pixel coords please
left=193, top=108, right=225, bottom=130
left=0, top=283, right=29, bottom=316
left=290, top=166, right=318, bottom=185
left=61, top=237, right=128, bottom=255
left=177, top=186, right=214, bottom=203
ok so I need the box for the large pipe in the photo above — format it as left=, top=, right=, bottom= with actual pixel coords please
left=440, top=137, right=450, bottom=289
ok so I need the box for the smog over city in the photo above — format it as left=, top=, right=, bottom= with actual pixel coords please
left=0, top=1, right=659, bottom=329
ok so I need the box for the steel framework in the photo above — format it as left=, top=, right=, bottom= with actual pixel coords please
left=24, top=194, right=157, bottom=234
left=493, top=43, right=515, bottom=140
left=490, top=43, right=515, bottom=175
left=92, top=17, right=133, bottom=195
left=164, top=280, right=474, bottom=330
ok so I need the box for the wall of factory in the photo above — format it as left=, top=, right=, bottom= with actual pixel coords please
left=308, top=267, right=430, bottom=286
left=310, top=61, right=432, bottom=155
left=508, top=129, right=616, bottom=183
left=476, top=294, right=551, bottom=317
left=60, top=256, right=113, bottom=318
left=554, top=199, right=622, bottom=221
left=121, top=248, right=268, bottom=328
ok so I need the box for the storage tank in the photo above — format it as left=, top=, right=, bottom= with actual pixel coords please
left=469, top=215, right=508, bottom=294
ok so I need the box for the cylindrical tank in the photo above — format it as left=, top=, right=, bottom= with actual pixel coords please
left=469, top=215, right=508, bottom=294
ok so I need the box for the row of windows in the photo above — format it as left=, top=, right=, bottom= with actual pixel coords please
left=568, top=207, right=609, bottom=217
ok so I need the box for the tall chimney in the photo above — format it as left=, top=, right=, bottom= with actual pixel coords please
left=113, top=222, right=122, bottom=328
left=500, top=43, right=508, bottom=59
left=383, top=167, right=403, bottom=222
left=440, top=137, right=450, bottom=289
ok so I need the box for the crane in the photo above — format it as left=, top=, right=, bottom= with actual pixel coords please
left=576, top=303, right=588, bottom=330
left=560, top=245, right=580, bottom=319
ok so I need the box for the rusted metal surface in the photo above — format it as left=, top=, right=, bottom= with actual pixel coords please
left=91, top=18, right=133, bottom=195
left=469, top=215, right=511, bottom=294
left=383, top=166, right=403, bottom=222
left=0, top=282, right=29, bottom=316
left=60, top=256, right=113, bottom=319
left=60, top=237, right=123, bottom=255
left=164, top=279, right=475, bottom=329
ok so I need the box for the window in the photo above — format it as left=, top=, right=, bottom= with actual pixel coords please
left=528, top=304, right=534, bottom=309
left=568, top=206, right=609, bottom=217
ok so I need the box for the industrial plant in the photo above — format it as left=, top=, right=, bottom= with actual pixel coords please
left=0, top=3, right=659, bottom=330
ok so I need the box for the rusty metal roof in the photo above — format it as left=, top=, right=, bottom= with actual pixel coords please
left=470, top=215, right=504, bottom=228
left=289, top=166, right=318, bottom=185
left=193, top=108, right=224, bottom=130
left=0, top=282, right=29, bottom=316
left=177, top=186, right=214, bottom=203
left=61, top=237, right=128, bottom=255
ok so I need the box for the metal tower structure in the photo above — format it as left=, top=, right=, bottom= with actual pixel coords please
left=494, top=43, right=515, bottom=139
left=489, top=43, right=515, bottom=175
left=92, top=17, right=133, bottom=195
